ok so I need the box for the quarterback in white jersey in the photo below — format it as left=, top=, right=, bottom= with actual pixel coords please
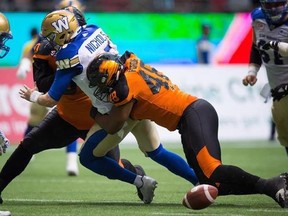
left=19, top=9, right=199, bottom=204
left=243, top=0, right=288, bottom=156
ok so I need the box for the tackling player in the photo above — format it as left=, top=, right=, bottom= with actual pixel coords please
left=243, top=0, right=288, bottom=157
left=19, top=9, right=199, bottom=204
left=85, top=50, right=288, bottom=208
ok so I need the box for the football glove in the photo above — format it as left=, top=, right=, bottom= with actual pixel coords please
left=0, top=131, right=10, bottom=156
left=271, top=83, right=288, bottom=101
left=262, top=41, right=279, bottom=51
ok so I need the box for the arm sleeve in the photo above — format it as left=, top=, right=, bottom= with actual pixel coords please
left=249, top=43, right=262, bottom=66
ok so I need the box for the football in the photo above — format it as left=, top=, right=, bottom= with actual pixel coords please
left=182, top=184, right=218, bottom=210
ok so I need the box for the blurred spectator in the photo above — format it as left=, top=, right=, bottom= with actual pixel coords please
left=196, top=23, right=215, bottom=64
left=0, top=0, right=260, bottom=12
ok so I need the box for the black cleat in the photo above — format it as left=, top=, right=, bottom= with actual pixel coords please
left=267, top=173, right=288, bottom=208
left=134, top=165, right=146, bottom=201
left=0, top=194, right=3, bottom=204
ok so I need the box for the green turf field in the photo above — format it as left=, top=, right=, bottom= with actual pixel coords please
left=0, top=140, right=287, bottom=216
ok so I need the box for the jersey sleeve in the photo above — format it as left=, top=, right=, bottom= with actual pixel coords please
left=48, top=43, right=82, bottom=101
left=33, top=39, right=57, bottom=93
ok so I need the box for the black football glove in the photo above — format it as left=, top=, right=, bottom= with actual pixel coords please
left=262, top=41, right=279, bottom=51
left=271, top=83, right=288, bottom=101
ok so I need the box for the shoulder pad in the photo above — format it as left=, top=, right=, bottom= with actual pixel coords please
left=251, top=7, right=265, bottom=21
left=33, top=39, right=56, bottom=56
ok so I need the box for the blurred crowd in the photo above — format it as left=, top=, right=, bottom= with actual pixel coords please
left=0, top=0, right=260, bottom=12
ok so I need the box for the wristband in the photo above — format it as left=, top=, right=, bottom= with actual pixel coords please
left=30, top=91, right=42, bottom=103
left=247, top=64, right=260, bottom=76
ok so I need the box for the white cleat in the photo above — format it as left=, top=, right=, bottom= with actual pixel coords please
left=138, top=176, right=158, bottom=204
left=0, top=211, right=11, bottom=216
left=66, top=153, right=79, bottom=176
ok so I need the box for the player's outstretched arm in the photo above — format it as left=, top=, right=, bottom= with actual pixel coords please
left=19, top=85, right=57, bottom=107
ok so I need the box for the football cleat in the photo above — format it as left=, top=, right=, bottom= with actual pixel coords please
left=137, top=176, right=158, bottom=204
left=0, top=194, right=2, bottom=204
left=66, top=152, right=79, bottom=176
left=134, top=165, right=146, bottom=201
left=0, top=211, right=10, bottom=216
left=267, top=172, right=288, bottom=208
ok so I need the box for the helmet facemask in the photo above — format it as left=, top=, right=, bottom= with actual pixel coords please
left=260, top=0, right=288, bottom=25
left=0, top=32, right=12, bottom=58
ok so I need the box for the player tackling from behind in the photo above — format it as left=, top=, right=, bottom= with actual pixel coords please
left=84, top=50, right=288, bottom=208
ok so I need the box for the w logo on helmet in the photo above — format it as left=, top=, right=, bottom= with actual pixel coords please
left=51, top=17, right=69, bottom=33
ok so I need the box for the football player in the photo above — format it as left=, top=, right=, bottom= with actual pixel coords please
left=0, top=12, right=12, bottom=154
left=85, top=50, right=288, bottom=208
left=19, top=9, right=199, bottom=204
left=0, top=6, right=146, bottom=205
left=242, top=0, right=288, bottom=157
left=0, top=11, right=12, bottom=216
left=15, top=1, right=88, bottom=176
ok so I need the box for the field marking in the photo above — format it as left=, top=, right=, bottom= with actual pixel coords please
left=152, top=213, right=242, bottom=216
left=5, top=198, right=137, bottom=204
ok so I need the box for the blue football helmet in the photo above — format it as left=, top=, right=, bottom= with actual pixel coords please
left=260, top=0, right=288, bottom=25
left=0, top=13, right=12, bottom=58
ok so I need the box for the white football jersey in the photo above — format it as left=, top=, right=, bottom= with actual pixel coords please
left=252, top=8, right=288, bottom=89
left=54, top=25, right=118, bottom=114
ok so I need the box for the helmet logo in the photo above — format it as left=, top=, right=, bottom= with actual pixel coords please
left=51, top=16, right=69, bottom=33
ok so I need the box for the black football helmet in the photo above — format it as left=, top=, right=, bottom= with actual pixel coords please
left=86, top=53, right=123, bottom=101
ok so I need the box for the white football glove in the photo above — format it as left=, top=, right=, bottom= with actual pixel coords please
left=0, top=131, right=10, bottom=156
left=16, top=57, right=32, bottom=79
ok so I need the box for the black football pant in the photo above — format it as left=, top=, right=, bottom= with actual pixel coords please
left=178, top=99, right=261, bottom=196
left=0, top=108, right=123, bottom=195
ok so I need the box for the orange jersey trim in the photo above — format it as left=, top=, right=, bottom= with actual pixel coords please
left=196, top=146, right=222, bottom=178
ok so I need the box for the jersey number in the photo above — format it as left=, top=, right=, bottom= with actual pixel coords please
left=139, top=61, right=174, bottom=94
left=258, top=40, right=283, bottom=65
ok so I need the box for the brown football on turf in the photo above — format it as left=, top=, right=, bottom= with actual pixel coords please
left=182, top=184, right=218, bottom=210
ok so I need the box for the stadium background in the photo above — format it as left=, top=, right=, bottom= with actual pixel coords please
left=0, top=1, right=270, bottom=143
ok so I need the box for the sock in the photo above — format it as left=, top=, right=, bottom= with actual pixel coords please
left=147, top=144, right=198, bottom=185
left=79, top=129, right=137, bottom=184
left=66, top=140, right=77, bottom=153
left=211, top=165, right=260, bottom=195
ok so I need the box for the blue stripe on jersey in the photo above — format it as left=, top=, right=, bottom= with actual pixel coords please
left=251, top=7, right=265, bottom=21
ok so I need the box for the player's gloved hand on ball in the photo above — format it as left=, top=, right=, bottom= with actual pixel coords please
left=0, top=131, right=10, bottom=156
left=262, top=41, right=279, bottom=51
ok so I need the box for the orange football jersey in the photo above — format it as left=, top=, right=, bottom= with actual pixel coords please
left=112, top=53, right=198, bottom=131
